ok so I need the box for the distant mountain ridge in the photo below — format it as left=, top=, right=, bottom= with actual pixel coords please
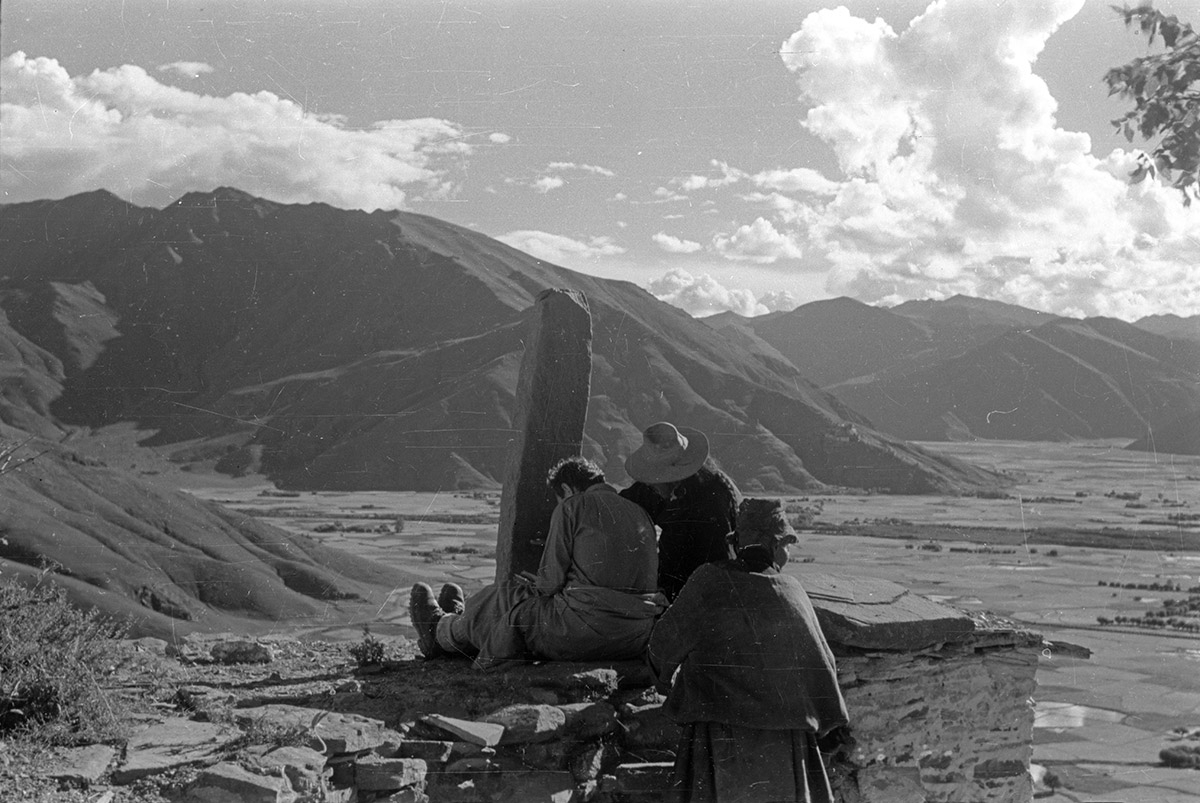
left=712, top=296, right=1200, bottom=452
left=1, top=188, right=1015, bottom=635
left=1, top=188, right=999, bottom=495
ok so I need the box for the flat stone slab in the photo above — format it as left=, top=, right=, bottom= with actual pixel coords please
left=182, top=761, right=293, bottom=802
left=114, top=718, right=243, bottom=784
left=235, top=704, right=397, bottom=755
left=802, top=572, right=976, bottom=650
left=423, top=714, right=505, bottom=747
left=44, top=744, right=117, bottom=784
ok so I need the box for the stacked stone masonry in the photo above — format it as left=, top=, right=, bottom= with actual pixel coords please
left=85, top=620, right=1038, bottom=802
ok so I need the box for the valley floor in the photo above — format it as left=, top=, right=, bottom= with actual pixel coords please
left=38, top=437, right=1197, bottom=800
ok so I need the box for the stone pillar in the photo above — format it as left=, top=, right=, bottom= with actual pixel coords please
left=494, top=289, right=592, bottom=582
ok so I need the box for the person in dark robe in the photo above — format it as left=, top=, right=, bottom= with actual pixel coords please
left=621, top=422, right=741, bottom=601
left=648, top=497, right=850, bottom=803
left=409, top=456, right=666, bottom=670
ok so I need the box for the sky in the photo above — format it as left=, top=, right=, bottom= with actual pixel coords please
left=3, top=0, right=1199, bottom=322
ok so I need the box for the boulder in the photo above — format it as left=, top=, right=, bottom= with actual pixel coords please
left=246, top=745, right=329, bottom=793
left=394, top=741, right=455, bottom=763
left=210, top=640, right=274, bottom=665
left=481, top=704, right=567, bottom=744
left=557, top=701, right=618, bottom=739
left=353, top=756, right=427, bottom=792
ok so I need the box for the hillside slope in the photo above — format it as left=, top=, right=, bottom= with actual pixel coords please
left=723, top=295, right=1200, bottom=452
left=829, top=317, right=1200, bottom=444
left=1, top=189, right=1002, bottom=495
left=0, top=426, right=405, bottom=638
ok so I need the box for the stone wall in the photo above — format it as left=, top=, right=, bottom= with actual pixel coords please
left=71, top=600, right=1040, bottom=803
left=165, top=628, right=1039, bottom=802
left=834, top=629, right=1041, bottom=803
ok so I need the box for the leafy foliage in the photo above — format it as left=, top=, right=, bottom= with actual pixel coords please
left=1105, top=4, right=1200, bottom=200
left=0, top=574, right=130, bottom=743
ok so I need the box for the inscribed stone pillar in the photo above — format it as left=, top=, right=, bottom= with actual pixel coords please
left=494, top=289, right=592, bottom=582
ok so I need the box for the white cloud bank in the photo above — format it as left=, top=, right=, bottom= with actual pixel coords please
left=653, top=232, right=702, bottom=254
left=533, top=175, right=566, bottom=193
left=648, top=269, right=797, bottom=317
left=158, top=61, right=214, bottom=78
left=686, top=0, right=1200, bottom=320
left=713, top=217, right=804, bottom=263
left=1, top=52, right=479, bottom=211
left=497, top=230, right=625, bottom=264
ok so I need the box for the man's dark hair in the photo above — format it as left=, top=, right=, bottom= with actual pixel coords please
left=546, top=456, right=605, bottom=493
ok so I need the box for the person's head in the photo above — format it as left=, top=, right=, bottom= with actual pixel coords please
left=733, top=498, right=799, bottom=570
left=546, top=456, right=606, bottom=500
left=625, top=422, right=709, bottom=493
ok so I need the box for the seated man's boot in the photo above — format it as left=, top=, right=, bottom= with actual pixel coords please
left=409, top=583, right=444, bottom=658
left=438, top=583, right=466, bottom=615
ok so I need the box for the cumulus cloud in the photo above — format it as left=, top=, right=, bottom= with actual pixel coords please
left=751, top=167, right=838, bottom=195
left=1, top=52, right=472, bottom=210
left=533, top=175, right=565, bottom=193
left=497, top=229, right=625, bottom=264
left=652, top=186, right=687, bottom=202
left=759, top=289, right=799, bottom=312
left=647, top=269, right=795, bottom=317
left=488, top=132, right=512, bottom=144
left=676, top=160, right=744, bottom=192
left=713, top=217, right=804, bottom=263
left=652, top=232, right=703, bottom=254
left=548, top=161, right=615, bottom=177
left=159, top=61, right=214, bottom=78
left=759, top=0, right=1200, bottom=318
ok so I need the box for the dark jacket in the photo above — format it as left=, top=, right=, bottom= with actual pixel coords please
left=647, top=560, right=849, bottom=734
left=621, top=466, right=740, bottom=601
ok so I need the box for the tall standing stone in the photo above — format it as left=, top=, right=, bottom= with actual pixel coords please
left=495, top=289, right=592, bottom=582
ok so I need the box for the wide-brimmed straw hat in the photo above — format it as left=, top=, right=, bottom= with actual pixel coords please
left=625, top=422, right=709, bottom=484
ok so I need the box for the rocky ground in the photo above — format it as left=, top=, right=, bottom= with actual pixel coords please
left=0, top=632, right=680, bottom=803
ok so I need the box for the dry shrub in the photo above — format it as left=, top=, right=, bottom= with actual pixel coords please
left=0, top=573, right=130, bottom=744
left=349, top=625, right=386, bottom=667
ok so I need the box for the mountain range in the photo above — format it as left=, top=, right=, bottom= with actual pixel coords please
left=709, top=296, right=1199, bottom=450
left=1, top=188, right=999, bottom=495
left=6, top=187, right=1195, bottom=632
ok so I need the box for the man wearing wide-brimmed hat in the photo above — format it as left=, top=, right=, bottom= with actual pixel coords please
left=621, top=421, right=742, bottom=602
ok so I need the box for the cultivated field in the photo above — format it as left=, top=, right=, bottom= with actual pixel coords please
left=182, top=439, right=1200, bottom=802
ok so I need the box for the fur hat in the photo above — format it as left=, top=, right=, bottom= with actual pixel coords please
left=735, top=498, right=799, bottom=550
left=625, top=422, right=709, bottom=484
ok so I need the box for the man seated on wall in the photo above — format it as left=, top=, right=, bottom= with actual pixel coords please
left=409, top=456, right=667, bottom=670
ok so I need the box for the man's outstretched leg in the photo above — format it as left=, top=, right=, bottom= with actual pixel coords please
left=409, top=583, right=444, bottom=658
